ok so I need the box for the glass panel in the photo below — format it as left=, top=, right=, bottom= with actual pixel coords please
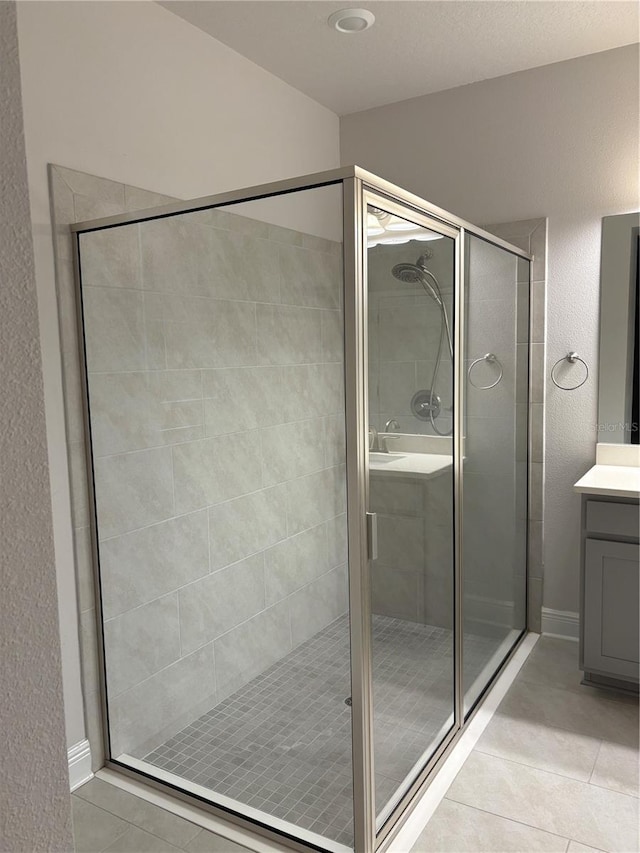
left=462, top=235, right=529, bottom=714
left=366, top=203, right=457, bottom=825
left=78, top=185, right=355, bottom=851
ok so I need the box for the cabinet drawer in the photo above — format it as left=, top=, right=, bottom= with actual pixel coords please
left=586, top=500, right=639, bottom=538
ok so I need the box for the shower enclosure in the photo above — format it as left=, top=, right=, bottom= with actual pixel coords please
left=72, top=167, right=531, bottom=853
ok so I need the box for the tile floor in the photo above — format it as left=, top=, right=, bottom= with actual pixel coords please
left=72, top=636, right=639, bottom=853
left=141, top=615, right=495, bottom=848
left=72, top=778, right=252, bottom=853
left=412, top=636, right=639, bottom=853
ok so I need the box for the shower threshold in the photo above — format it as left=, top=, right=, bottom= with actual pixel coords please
left=117, top=614, right=499, bottom=850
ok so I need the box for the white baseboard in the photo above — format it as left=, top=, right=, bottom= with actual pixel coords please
left=541, top=607, right=579, bottom=640
left=68, top=738, right=93, bottom=792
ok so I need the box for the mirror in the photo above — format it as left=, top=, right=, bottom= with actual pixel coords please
left=598, top=212, right=639, bottom=444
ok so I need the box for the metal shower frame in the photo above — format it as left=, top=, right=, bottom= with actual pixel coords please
left=71, top=165, right=533, bottom=853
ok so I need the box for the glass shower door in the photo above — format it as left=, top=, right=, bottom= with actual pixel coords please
left=364, top=197, right=459, bottom=826
left=462, top=234, right=529, bottom=714
left=77, top=184, right=355, bottom=853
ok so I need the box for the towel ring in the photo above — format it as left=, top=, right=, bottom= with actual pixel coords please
left=468, top=353, right=503, bottom=390
left=551, top=352, right=589, bottom=391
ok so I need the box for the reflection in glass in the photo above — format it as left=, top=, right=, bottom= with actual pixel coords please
left=462, top=236, right=529, bottom=714
left=366, top=205, right=456, bottom=825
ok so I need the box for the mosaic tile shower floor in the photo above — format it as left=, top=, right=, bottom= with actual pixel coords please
left=143, top=615, right=498, bottom=848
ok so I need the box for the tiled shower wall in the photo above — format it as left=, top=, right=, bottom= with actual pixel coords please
left=462, top=236, right=528, bottom=633
left=367, top=238, right=455, bottom=436
left=50, top=166, right=347, bottom=762
left=485, top=218, right=547, bottom=633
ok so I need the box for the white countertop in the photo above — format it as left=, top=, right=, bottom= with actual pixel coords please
left=369, top=451, right=452, bottom=480
left=573, top=465, right=640, bottom=499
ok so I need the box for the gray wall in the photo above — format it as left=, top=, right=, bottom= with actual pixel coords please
left=72, top=187, right=348, bottom=758
left=0, top=4, right=73, bottom=850
left=341, top=45, right=640, bottom=615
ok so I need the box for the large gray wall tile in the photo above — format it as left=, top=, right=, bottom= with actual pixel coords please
left=202, top=366, right=282, bottom=435
left=264, top=523, right=328, bottom=605
left=208, top=485, right=287, bottom=570
left=163, top=300, right=257, bottom=369
left=104, top=594, right=181, bottom=697
left=99, top=511, right=209, bottom=619
left=83, top=287, right=146, bottom=373
left=214, top=601, right=291, bottom=701
left=172, top=432, right=262, bottom=514
left=79, top=225, right=141, bottom=290
left=110, top=645, right=216, bottom=757
left=279, top=243, right=341, bottom=309
left=289, top=564, right=348, bottom=646
left=94, top=447, right=174, bottom=539
left=256, top=303, right=322, bottom=364
left=260, top=419, right=326, bottom=486
left=178, top=553, right=266, bottom=654
left=327, top=513, right=348, bottom=569
left=286, top=465, right=347, bottom=536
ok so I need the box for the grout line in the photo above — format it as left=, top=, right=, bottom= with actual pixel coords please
left=81, top=282, right=342, bottom=313
left=464, top=747, right=640, bottom=796
left=390, top=633, right=539, bottom=852
left=588, top=739, right=604, bottom=784
left=97, top=469, right=345, bottom=544
left=517, top=671, right=638, bottom=708
left=439, top=797, right=574, bottom=848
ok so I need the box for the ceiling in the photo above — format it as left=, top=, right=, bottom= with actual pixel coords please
left=159, top=1, right=639, bottom=115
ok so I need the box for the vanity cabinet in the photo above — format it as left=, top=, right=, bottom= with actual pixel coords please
left=579, top=495, right=640, bottom=693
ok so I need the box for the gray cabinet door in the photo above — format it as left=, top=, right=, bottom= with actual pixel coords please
left=584, top=539, right=640, bottom=681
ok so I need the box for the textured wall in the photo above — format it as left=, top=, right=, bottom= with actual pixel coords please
left=341, top=45, right=640, bottom=614
left=0, top=3, right=73, bottom=850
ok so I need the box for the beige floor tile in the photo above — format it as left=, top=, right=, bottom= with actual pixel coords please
left=566, top=842, right=604, bottom=852
left=185, top=829, right=253, bottom=852
left=447, top=752, right=639, bottom=853
left=72, top=796, right=129, bottom=853
left=590, top=740, right=640, bottom=797
left=75, top=778, right=202, bottom=847
left=102, top=825, right=182, bottom=852
left=518, top=639, right=639, bottom=706
left=477, top=714, right=601, bottom=781
left=411, top=799, right=569, bottom=852
left=496, top=679, right=639, bottom=747
left=517, top=638, right=582, bottom=691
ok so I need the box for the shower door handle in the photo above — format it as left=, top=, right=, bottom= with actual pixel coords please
left=366, top=512, right=378, bottom=561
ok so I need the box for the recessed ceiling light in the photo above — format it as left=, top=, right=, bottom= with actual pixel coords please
left=328, top=8, right=375, bottom=33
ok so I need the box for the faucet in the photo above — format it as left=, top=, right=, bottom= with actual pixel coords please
left=370, top=420, right=402, bottom=453
left=369, top=418, right=400, bottom=453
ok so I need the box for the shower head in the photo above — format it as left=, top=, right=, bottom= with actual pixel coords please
left=391, top=262, right=424, bottom=284
left=391, top=259, right=442, bottom=306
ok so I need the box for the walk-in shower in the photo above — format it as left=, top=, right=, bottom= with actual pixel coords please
left=72, top=167, right=531, bottom=853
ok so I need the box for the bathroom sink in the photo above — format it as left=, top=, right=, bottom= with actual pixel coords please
left=370, top=452, right=406, bottom=464
left=369, top=450, right=453, bottom=480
